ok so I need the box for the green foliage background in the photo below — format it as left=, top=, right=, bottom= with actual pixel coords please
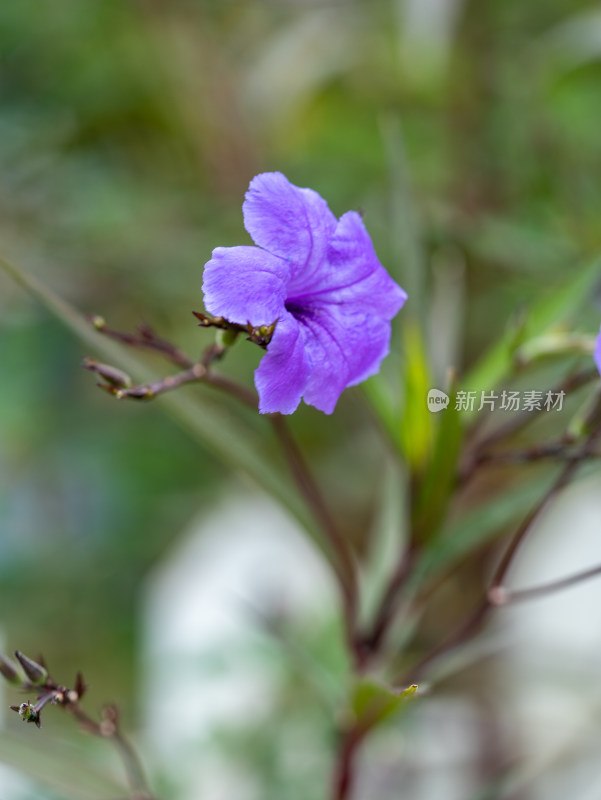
left=2, top=0, right=601, bottom=797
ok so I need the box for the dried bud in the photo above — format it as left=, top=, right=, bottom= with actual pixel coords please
left=0, top=653, right=20, bottom=684
left=14, top=651, right=48, bottom=685
left=75, top=671, right=87, bottom=700
left=10, top=701, right=41, bottom=728
left=82, top=358, right=132, bottom=389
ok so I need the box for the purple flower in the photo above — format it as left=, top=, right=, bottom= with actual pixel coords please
left=202, top=172, right=407, bottom=414
left=595, top=326, right=601, bottom=377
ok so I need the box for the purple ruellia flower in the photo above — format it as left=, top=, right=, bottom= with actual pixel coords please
left=202, top=172, right=407, bottom=414
left=595, top=326, right=601, bottom=376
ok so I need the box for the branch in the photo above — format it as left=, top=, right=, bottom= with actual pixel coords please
left=400, top=419, right=601, bottom=683
left=357, top=544, right=417, bottom=660
left=5, top=653, right=154, bottom=800
left=86, top=318, right=360, bottom=661
left=460, top=367, right=598, bottom=484
left=269, top=415, right=360, bottom=661
left=489, top=562, right=601, bottom=605
left=471, top=439, right=601, bottom=467
left=89, top=316, right=194, bottom=369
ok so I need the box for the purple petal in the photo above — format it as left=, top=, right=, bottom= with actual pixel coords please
left=243, top=172, right=337, bottom=293
left=255, top=312, right=312, bottom=414
left=286, top=211, right=407, bottom=320
left=595, top=326, right=601, bottom=377
left=297, top=305, right=393, bottom=414
left=325, top=212, right=407, bottom=318
left=202, top=245, right=289, bottom=326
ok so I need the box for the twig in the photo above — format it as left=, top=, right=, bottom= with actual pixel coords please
left=472, top=440, right=601, bottom=467
left=489, top=562, right=601, bottom=605
left=89, top=316, right=194, bottom=369
left=66, top=704, right=152, bottom=799
left=86, top=318, right=360, bottom=660
left=269, top=415, right=360, bottom=661
left=460, top=367, right=598, bottom=484
left=357, top=544, right=417, bottom=659
left=5, top=654, right=154, bottom=799
left=399, top=420, right=601, bottom=683
left=83, top=344, right=258, bottom=409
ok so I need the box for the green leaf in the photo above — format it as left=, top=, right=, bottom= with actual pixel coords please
left=410, top=471, right=561, bottom=593
left=0, top=732, right=124, bottom=799
left=351, top=679, right=417, bottom=733
left=411, top=385, right=463, bottom=545
left=462, top=255, right=601, bottom=403
left=0, top=255, right=313, bottom=535
left=399, top=320, right=434, bottom=470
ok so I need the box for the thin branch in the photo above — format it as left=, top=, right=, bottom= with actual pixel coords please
left=89, top=316, right=194, bottom=369
left=83, top=347, right=258, bottom=409
left=269, top=415, right=359, bottom=660
left=460, top=367, right=598, bottom=484
left=399, top=420, right=601, bottom=684
left=6, top=656, right=154, bottom=800
left=489, top=562, right=601, bottom=606
left=473, top=440, right=601, bottom=467
left=487, top=457, right=584, bottom=594
left=358, top=543, right=417, bottom=659
left=65, top=703, right=152, bottom=798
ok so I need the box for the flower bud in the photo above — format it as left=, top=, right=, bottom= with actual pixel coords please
left=82, top=358, right=132, bottom=389
left=14, top=651, right=47, bottom=685
left=0, top=653, right=20, bottom=684
left=10, top=701, right=41, bottom=728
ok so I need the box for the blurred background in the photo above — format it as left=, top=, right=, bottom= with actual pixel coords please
left=2, top=0, right=601, bottom=798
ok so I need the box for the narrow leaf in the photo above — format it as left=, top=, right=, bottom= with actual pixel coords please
left=462, top=256, right=601, bottom=402
left=352, top=679, right=418, bottom=733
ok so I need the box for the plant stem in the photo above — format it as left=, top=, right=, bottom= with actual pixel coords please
left=400, top=421, right=601, bottom=683
left=472, top=440, right=601, bottom=467
left=269, top=414, right=360, bottom=660
left=331, top=726, right=361, bottom=800
left=460, top=367, right=598, bottom=484
left=89, top=317, right=194, bottom=369
left=65, top=703, right=153, bottom=799
left=358, top=543, right=417, bottom=658
left=489, top=561, right=601, bottom=605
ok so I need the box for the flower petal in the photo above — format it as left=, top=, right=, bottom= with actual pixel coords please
left=286, top=211, right=407, bottom=321
left=202, top=245, right=289, bottom=326
left=595, top=325, right=601, bottom=376
left=296, top=305, right=393, bottom=414
left=243, top=172, right=337, bottom=293
left=255, top=312, right=312, bottom=414
left=323, top=212, right=407, bottom=318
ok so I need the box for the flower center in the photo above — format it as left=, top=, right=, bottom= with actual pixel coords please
left=285, top=300, right=312, bottom=320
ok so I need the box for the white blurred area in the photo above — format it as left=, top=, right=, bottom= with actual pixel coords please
left=497, top=471, right=601, bottom=800
left=142, top=488, right=336, bottom=800
left=141, top=469, right=601, bottom=799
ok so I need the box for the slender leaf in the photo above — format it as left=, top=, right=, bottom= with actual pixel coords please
left=399, top=319, right=434, bottom=470
left=462, top=256, right=601, bottom=401
left=0, top=731, right=124, bottom=799
left=351, top=679, right=417, bottom=733
left=411, top=385, right=463, bottom=545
